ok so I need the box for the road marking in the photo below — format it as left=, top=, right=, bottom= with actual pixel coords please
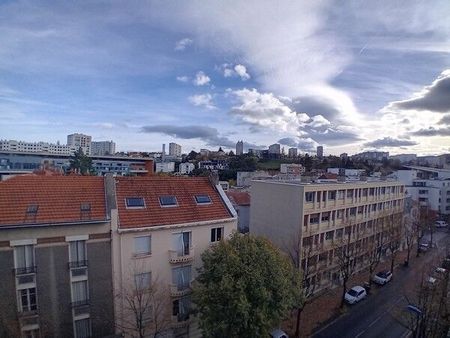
left=368, top=314, right=383, bottom=327
left=355, top=330, right=366, bottom=338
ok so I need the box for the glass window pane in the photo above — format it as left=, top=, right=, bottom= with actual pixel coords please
left=134, top=236, right=151, bottom=255
left=75, top=318, right=91, bottom=338
left=72, top=281, right=88, bottom=302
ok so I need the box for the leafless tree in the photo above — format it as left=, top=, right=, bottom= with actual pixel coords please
left=365, top=217, right=386, bottom=286
left=386, top=213, right=403, bottom=274
left=115, top=264, right=172, bottom=338
left=403, top=210, right=419, bottom=266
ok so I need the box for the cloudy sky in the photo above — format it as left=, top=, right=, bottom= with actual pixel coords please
left=1, top=1, right=450, bottom=155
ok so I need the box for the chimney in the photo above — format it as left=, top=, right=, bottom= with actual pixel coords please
left=209, top=170, right=219, bottom=186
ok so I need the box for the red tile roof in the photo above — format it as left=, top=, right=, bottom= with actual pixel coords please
left=0, top=176, right=107, bottom=227
left=226, top=190, right=250, bottom=206
left=115, top=176, right=233, bottom=229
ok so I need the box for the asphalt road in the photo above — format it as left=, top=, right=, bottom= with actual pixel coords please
left=312, top=230, right=449, bottom=338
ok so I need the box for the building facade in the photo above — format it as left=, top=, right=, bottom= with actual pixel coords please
left=236, top=141, right=244, bottom=156
left=316, top=146, right=323, bottom=159
left=0, top=140, right=78, bottom=155
left=169, top=143, right=182, bottom=157
left=91, top=141, right=116, bottom=156
left=110, top=176, right=237, bottom=338
left=0, top=176, right=114, bottom=338
left=250, top=179, right=405, bottom=292
left=67, top=134, right=92, bottom=155
left=288, top=148, right=298, bottom=158
left=268, top=144, right=281, bottom=155
left=179, top=162, right=195, bottom=175
left=155, top=162, right=175, bottom=173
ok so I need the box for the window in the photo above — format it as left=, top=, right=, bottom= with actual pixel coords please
left=350, top=207, right=357, bottom=216
left=173, top=296, right=191, bottom=321
left=134, top=236, right=151, bottom=256
left=328, top=191, right=336, bottom=200
left=70, top=241, right=86, bottom=266
left=23, top=329, right=40, bottom=338
left=126, top=197, right=145, bottom=208
left=159, top=195, right=178, bottom=207
left=305, top=192, right=315, bottom=203
left=362, top=188, right=368, bottom=197
left=72, top=280, right=89, bottom=306
left=18, top=287, right=37, bottom=312
left=321, top=212, right=330, bottom=222
left=309, top=214, right=319, bottom=224
left=369, top=188, right=375, bottom=196
left=172, top=232, right=191, bottom=256
left=326, top=231, right=334, bottom=240
left=75, top=318, right=91, bottom=338
left=14, top=245, right=35, bottom=274
left=172, top=266, right=192, bottom=290
left=135, top=272, right=152, bottom=291
left=195, top=195, right=212, bottom=204
left=211, top=227, right=223, bottom=242
left=338, top=190, right=345, bottom=200
left=347, top=189, right=354, bottom=198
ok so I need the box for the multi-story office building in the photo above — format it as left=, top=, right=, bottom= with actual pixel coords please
left=250, top=179, right=405, bottom=291
left=169, top=143, right=182, bottom=157
left=0, top=140, right=78, bottom=155
left=316, top=146, right=323, bottom=159
left=0, top=176, right=114, bottom=338
left=0, top=151, right=154, bottom=180
left=91, top=141, right=116, bottom=156
left=268, top=143, right=281, bottom=155
left=110, top=176, right=237, bottom=337
left=67, top=134, right=92, bottom=155
left=236, top=141, right=244, bottom=156
left=288, top=147, right=298, bottom=158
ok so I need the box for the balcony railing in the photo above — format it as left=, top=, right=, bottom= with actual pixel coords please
left=169, top=247, right=195, bottom=264
left=170, top=282, right=193, bottom=297
left=14, top=266, right=37, bottom=275
left=70, top=299, right=90, bottom=308
left=68, top=260, right=88, bottom=269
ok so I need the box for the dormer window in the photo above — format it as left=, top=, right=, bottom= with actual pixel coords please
left=126, top=197, right=145, bottom=208
left=195, top=195, right=212, bottom=204
left=159, top=196, right=177, bottom=207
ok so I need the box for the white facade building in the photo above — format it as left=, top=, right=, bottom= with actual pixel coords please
left=169, top=143, right=182, bottom=157
left=155, top=162, right=175, bottom=173
left=0, top=139, right=78, bottom=155
left=67, top=133, right=92, bottom=155
left=280, top=163, right=305, bottom=175
left=179, top=162, right=195, bottom=175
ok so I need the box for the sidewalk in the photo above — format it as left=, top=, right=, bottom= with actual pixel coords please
left=283, top=246, right=439, bottom=337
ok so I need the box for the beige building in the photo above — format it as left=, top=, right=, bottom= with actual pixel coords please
left=67, top=133, right=92, bottom=155
left=109, top=176, right=237, bottom=338
left=250, top=179, right=405, bottom=291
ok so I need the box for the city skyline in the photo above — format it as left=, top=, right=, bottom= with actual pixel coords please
left=1, top=1, right=450, bottom=155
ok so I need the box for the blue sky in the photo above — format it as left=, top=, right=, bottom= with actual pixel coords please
left=1, top=1, right=450, bottom=155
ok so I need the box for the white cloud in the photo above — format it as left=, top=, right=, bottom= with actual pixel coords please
left=174, top=38, right=193, bottom=51
left=176, top=76, right=189, bottom=82
left=234, top=64, right=250, bottom=80
left=188, top=93, right=215, bottom=109
left=193, top=71, right=211, bottom=86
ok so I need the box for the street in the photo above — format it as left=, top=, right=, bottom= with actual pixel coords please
left=312, top=230, right=449, bottom=338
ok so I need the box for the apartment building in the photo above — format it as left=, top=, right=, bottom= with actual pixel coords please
left=0, top=176, right=114, bottom=338
left=110, top=176, right=237, bottom=338
left=91, top=141, right=116, bottom=156
left=169, top=143, right=182, bottom=157
left=0, top=140, right=78, bottom=155
left=67, top=134, right=92, bottom=155
left=179, top=162, right=195, bottom=175
left=288, top=147, right=298, bottom=158
left=250, top=179, right=405, bottom=291
left=235, top=141, right=244, bottom=156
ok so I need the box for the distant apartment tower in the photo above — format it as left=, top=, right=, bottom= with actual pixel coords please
left=67, top=133, right=92, bottom=155
left=317, top=145, right=324, bottom=159
left=268, top=143, right=281, bottom=155
left=236, top=140, right=244, bottom=156
left=91, top=140, right=116, bottom=156
left=288, top=147, right=298, bottom=158
left=169, top=142, right=182, bottom=157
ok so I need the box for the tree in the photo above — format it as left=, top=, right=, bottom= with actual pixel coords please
left=193, top=233, right=302, bottom=338
left=115, top=265, right=171, bottom=338
left=403, top=200, right=420, bottom=265
left=69, top=147, right=94, bottom=175
left=365, top=217, right=385, bottom=286
left=386, top=213, right=403, bottom=274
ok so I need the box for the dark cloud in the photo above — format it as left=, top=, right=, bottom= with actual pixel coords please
left=410, top=127, right=450, bottom=137
left=302, top=127, right=362, bottom=146
left=278, top=137, right=298, bottom=147
left=364, top=137, right=418, bottom=148
left=141, top=125, right=235, bottom=148
left=438, top=114, right=450, bottom=125
left=286, top=96, right=342, bottom=122
left=278, top=137, right=316, bottom=152
left=392, top=70, right=450, bottom=113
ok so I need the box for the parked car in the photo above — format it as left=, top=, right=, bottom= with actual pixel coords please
left=344, top=286, right=367, bottom=304
left=270, top=329, right=289, bottom=338
left=373, top=270, right=393, bottom=285
left=419, top=243, right=429, bottom=252
left=435, top=220, right=448, bottom=228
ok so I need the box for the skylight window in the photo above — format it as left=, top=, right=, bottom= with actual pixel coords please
left=126, top=197, right=145, bottom=208
left=195, top=195, right=212, bottom=204
left=26, top=204, right=39, bottom=214
left=159, top=196, right=177, bottom=207
left=80, top=203, right=91, bottom=212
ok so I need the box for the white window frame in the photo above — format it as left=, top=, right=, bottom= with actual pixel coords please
left=133, top=235, right=152, bottom=257
left=17, top=287, right=38, bottom=313
left=73, top=315, right=92, bottom=338
left=210, top=227, right=224, bottom=243
left=13, top=245, right=35, bottom=272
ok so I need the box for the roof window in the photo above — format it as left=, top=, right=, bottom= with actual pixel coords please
left=80, top=203, right=91, bottom=220
left=195, top=195, right=212, bottom=204
left=126, top=197, right=146, bottom=208
left=24, top=204, right=38, bottom=223
left=159, top=196, right=177, bottom=207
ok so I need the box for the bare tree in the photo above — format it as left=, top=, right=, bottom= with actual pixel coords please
left=365, top=217, right=386, bottom=286
left=386, top=213, right=403, bottom=274
left=403, top=207, right=419, bottom=266
left=116, top=265, right=172, bottom=338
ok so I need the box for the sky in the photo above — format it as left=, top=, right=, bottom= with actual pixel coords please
left=1, top=1, right=450, bottom=156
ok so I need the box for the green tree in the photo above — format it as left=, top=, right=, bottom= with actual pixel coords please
left=69, top=147, right=94, bottom=175
left=193, top=233, right=302, bottom=338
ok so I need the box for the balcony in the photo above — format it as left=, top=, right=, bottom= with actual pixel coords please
left=68, top=260, right=88, bottom=269
left=14, top=266, right=37, bottom=275
left=170, top=282, right=193, bottom=297
left=169, top=247, right=195, bottom=264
